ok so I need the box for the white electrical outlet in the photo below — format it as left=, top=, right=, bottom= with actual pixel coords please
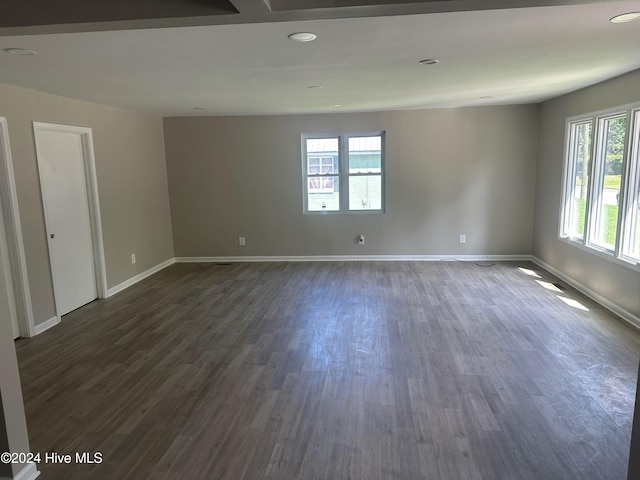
left=131, top=253, right=136, bottom=264
left=239, top=236, right=246, bottom=246
left=358, top=234, right=365, bottom=246
left=459, top=234, right=466, bottom=244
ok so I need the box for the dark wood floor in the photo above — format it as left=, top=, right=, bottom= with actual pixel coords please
left=15, top=261, right=640, bottom=479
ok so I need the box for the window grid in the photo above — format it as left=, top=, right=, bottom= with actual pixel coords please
left=560, top=103, right=640, bottom=266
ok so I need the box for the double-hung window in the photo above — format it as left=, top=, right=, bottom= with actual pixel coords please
left=560, top=103, right=640, bottom=265
left=302, top=132, right=385, bottom=214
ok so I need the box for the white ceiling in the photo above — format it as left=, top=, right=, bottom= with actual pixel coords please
left=0, top=0, right=639, bottom=116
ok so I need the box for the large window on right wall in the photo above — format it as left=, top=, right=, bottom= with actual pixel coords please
left=560, top=102, right=640, bottom=265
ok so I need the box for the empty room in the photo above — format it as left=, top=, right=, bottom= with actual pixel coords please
left=1, top=1, right=640, bottom=479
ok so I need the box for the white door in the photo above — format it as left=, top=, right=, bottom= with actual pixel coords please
left=35, top=128, right=97, bottom=316
left=0, top=202, right=20, bottom=339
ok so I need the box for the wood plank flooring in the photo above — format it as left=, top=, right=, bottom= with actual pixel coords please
left=15, top=261, right=640, bottom=479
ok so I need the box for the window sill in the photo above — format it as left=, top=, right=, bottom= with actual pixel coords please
left=304, top=210, right=385, bottom=215
left=558, top=235, right=640, bottom=272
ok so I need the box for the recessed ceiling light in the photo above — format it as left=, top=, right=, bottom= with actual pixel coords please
left=610, top=12, right=640, bottom=23
left=193, top=107, right=207, bottom=111
left=288, top=32, right=317, bottom=43
left=419, top=59, right=439, bottom=65
left=332, top=104, right=345, bottom=108
left=307, top=85, right=322, bottom=89
left=3, top=48, right=37, bottom=56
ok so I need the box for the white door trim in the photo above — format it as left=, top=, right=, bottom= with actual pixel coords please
left=0, top=117, right=36, bottom=338
left=33, top=122, right=108, bottom=322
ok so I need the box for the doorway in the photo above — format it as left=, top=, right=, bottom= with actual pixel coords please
left=33, top=122, right=107, bottom=319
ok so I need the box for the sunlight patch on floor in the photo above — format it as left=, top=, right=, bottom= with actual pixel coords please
left=535, top=280, right=563, bottom=292
left=518, top=267, right=541, bottom=278
left=557, top=295, right=590, bottom=311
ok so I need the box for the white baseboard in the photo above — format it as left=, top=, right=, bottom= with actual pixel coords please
left=10, top=463, right=40, bottom=480
left=33, top=316, right=60, bottom=335
left=531, top=256, right=640, bottom=330
left=175, top=254, right=531, bottom=263
left=106, top=258, right=176, bottom=297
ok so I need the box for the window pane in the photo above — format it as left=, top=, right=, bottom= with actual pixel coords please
left=308, top=177, right=340, bottom=212
left=566, top=123, right=591, bottom=238
left=562, top=121, right=592, bottom=239
left=592, top=115, right=626, bottom=249
left=349, top=136, right=381, bottom=173
left=307, top=138, right=338, bottom=166
left=308, top=175, right=338, bottom=193
left=349, top=175, right=382, bottom=210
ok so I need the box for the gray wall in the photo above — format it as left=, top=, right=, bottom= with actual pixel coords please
left=0, top=82, right=174, bottom=327
left=533, top=69, right=640, bottom=319
left=164, top=106, right=538, bottom=258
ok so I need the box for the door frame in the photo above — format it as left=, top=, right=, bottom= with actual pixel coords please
left=0, top=117, right=36, bottom=338
left=33, top=122, right=108, bottom=322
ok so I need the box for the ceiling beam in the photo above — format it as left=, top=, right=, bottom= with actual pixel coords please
left=0, top=0, right=615, bottom=36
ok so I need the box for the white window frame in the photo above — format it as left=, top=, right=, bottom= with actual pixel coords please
left=560, top=119, right=593, bottom=242
left=302, top=132, right=386, bottom=214
left=621, top=111, right=640, bottom=261
left=559, top=101, right=640, bottom=269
